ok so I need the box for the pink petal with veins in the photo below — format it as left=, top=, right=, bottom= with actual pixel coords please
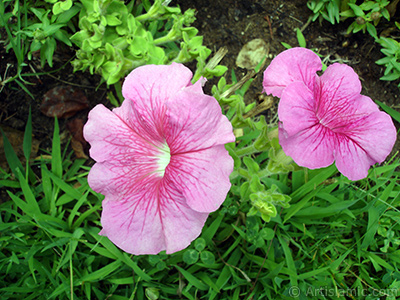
left=263, top=47, right=322, bottom=97
left=84, top=63, right=234, bottom=254
left=269, top=49, right=397, bottom=180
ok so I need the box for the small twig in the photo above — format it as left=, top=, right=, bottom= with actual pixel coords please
left=300, top=16, right=312, bottom=32
left=264, top=15, right=274, bottom=40
left=242, top=95, right=275, bottom=119
left=220, top=70, right=256, bottom=99
left=213, top=240, right=252, bottom=283
left=29, top=63, right=43, bottom=84
left=45, top=73, right=107, bottom=90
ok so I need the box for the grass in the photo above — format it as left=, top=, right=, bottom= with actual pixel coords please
left=1, top=113, right=400, bottom=300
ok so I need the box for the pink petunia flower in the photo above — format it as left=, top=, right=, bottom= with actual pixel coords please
left=263, top=47, right=396, bottom=181
left=84, top=63, right=235, bottom=255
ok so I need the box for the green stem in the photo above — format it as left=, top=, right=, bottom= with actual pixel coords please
left=235, top=145, right=259, bottom=157
left=257, top=168, right=273, bottom=179
left=153, top=34, right=178, bottom=45
left=135, top=13, right=154, bottom=22
left=231, top=168, right=252, bottom=181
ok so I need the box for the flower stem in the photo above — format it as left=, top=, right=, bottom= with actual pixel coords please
left=153, top=35, right=178, bottom=45
left=257, top=167, right=273, bottom=178
left=235, top=145, right=259, bottom=157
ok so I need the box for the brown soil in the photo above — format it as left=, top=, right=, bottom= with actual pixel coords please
left=1, top=0, right=399, bottom=166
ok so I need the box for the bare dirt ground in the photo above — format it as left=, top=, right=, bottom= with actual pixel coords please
left=1, top=0, right=399, bottom=165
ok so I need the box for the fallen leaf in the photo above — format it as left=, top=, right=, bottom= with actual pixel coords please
left=40, top=86, right=89, bottom=118
left=66, top=118, right=88, bottom=159
left=236, top=39, right=269, bottom=70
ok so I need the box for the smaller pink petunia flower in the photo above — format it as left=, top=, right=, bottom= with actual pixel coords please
left=263, top=47, right=397, bottom=181
left=84, top=63, right=235, bottom=255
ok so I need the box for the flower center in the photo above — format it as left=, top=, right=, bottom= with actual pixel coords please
left=156, top=143, right=171, bottom=177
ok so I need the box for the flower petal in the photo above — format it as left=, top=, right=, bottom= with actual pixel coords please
left=315, top=63, right=362, bottom=128
left=100, top=176, right=208, bottom=255
left=121, top=63, right=193, bottom=143
left=84, top=103, right=165, bottom=197
left=278, top=81, right=318, bottom=136
left=334, top=108, right=397, bottom=180
left=166, top=82, right=235, bottom=152
left=168, top=145, right=233, bottom=213
left=263, top=47, right=321, bottom=97
left=279, top=123, right=335, bottom=169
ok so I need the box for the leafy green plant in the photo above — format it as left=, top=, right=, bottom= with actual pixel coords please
left=375, top=22, right=400, bottom=86
left=306, top=0, right=400, bottom=92
left=2, top=66, right=400, bottom=299
left=307, top=0, right=341, bottom=24
left=340, top=0, right=390, bottom=38
left=70, top=0, right=215, bottom=85
left=307, top=0, right=390, bottom=32
left=0, top=0, right=79, bottom=68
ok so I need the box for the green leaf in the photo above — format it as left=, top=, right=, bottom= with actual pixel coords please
left=23, top=107, right=32, bottom=162
left=348, top=3, right=365, bottom=17
left=51, top=117, right=62, bottom=177
left=260, top=227, right=275, bottom=240
left=79, top=260, right=123, bottom=283
left=366, top=22, right=377, bottom=39
left=277, top=232, right=298, bottom=291
left=202, top=212, right=224, bottom=244
left=43, top=168, right=82, bottom=201
left=375, top=100, right=400, bottom=123
left=174, top=265, right=208, bottom=290
left=1, top=128, right=25, bottom=176
left=200, top=251, right=215, bottom=265
left=361, top=206, right=381, bottom=249
left=194, top=238, right=206, bottom=252
left=183, top=249, right=199, bottom=265
left=15, top=168, right=41, bottom=217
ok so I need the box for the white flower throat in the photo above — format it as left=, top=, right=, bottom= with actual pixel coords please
left=156, top=143, right=171, bottom=177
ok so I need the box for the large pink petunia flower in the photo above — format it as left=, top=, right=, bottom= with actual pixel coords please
left=84, top=63, right=235, bottom=255
left=263, top=47, right=396, bottom=181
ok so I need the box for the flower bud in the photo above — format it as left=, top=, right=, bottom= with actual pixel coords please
left=356, top=16, right=366, bottom=25
left=371, top=11, right=381, bottom=20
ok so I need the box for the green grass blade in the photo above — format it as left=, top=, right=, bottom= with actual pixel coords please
left=376, top=100, right=400, bottom=123
left=202, top=212, right=224, bottom=244
left=23, top=106, right=32, bottom=162
left=67, top=191, right=89, bottom=228
left=15, top=79, right=34, bottom=99
left=361, top=205, right=381, bottom=250
left=277, top=232, right=298, bottom=296
left=40, top=161, right=53, bottom=213
left=1, top=128, right=25, bottom=176
left=174, top=265, right=208, bottom=291
left=294, top=199, right=359, bottom=219
left=43, top=168, right=82, bottom=201
left=51, top=117, right=62, bottom=178
left=78, top=260, right=123, bottom=283
left=15, top=167, right=41, bottom=217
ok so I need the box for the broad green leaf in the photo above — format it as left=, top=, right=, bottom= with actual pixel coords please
left=296, top=28, right=306, bottom=48
left=183, top=249, right=199, bottom=265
